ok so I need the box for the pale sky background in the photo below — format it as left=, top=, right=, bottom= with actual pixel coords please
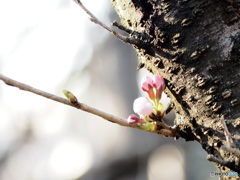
left=0, top=0, right=217, bottom=180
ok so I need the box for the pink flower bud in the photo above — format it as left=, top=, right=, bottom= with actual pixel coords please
left=127, top=114, right=144, bottom=124
left=133, top=97, right=154, bottom=117
left=153, top=75, right=166, bottom=100
left=141, top=76, right=154, bottom=91
left=141, top=76, right=155, bottom=99
left=153, top=75, right=165, bottom=91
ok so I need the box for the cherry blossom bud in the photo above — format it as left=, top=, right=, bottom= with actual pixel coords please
left=133, top=97, right=154, bottom=117
left=141, top=76, right=155, bottom=99
left=153, top=75, right=165, bottom=91
left=141, top=76, right=154, bottom=91
left=153, top=75, right=166, bottom=100
left=127, top=114, right=144, bottom=124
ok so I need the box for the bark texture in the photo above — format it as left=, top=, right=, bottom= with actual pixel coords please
left=112, top=0, right=240, bottom=176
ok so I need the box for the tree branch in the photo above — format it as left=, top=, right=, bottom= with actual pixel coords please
left=73, top=0, right=149, bottom=49
left=73, top=0, right=128, bottom=42
left=206, top=154, right=230, bottom=167
left=0, top=74, right=179, bottom=137
left=0, top=74, right=128, bottom=126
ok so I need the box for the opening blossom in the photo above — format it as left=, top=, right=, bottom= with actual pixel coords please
left=133, top=97, right=154, bottom=117
left=141, top=75, right=166, bottom=102
left=127, top=75, right=166, bottom=131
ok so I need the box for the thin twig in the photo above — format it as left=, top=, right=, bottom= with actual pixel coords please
left=112, top=21, right=133, bottom=34
left=73, top=0, right=128, bottom=43
left=220, top=115, right=235, bottom=148
left=207, top=154, right=229, bottom=166
left=221, top=145, right=240, bottom=158
left=73, top=0, right=148, bottom=48
left=0, top=74, right=128, bottom=126
left=0, top=74, right=179, bottom=137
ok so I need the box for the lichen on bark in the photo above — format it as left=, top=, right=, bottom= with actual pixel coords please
left=112, top=0, right=240, bottom=176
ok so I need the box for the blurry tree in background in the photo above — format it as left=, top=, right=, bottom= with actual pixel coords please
left=0, top=0, right=227, bottom=180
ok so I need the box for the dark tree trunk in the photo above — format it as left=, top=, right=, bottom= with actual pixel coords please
left=112, top=0, right=240, bottom=177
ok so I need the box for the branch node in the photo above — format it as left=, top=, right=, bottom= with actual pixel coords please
left=155, top=122, right=180, bottom=138
left=111, top=21, right=132, bottom=34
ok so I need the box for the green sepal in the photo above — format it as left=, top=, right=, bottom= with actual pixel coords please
left=142, top=122, right=156, bottom=131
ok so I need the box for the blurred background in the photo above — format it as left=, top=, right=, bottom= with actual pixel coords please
left=0, top=0, right=217, bottom=179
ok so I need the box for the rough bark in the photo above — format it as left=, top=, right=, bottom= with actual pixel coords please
left=112, top=0, right=240, bottom=177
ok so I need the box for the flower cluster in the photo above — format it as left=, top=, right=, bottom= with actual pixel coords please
left=127, top=75, right=166, bottom=131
